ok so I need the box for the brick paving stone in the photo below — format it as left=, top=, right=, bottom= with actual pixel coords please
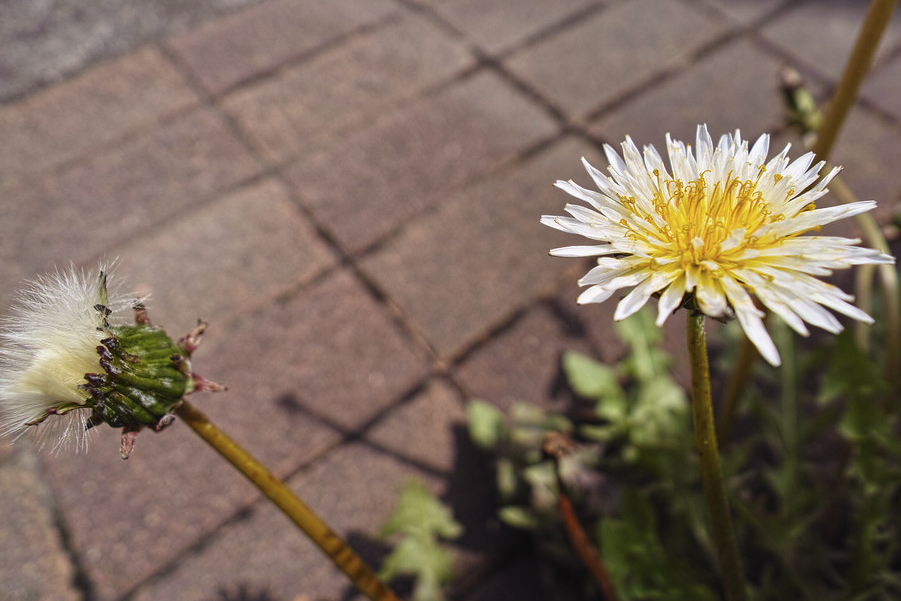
left=827, top=107, right=901, bottom=225
left=366, top=378, right=467, bottom=473
left=360, top=136, right=601, bottom=360
left=0, top=46, right=198, bottom=184
left=129, top=443, right=443, bottom=601
left=40, top=386, right=342, bottom=601
left=0, top=451, right=79, bottom=601
left=114, top=177, right=337, bottom=336
left=199, top=269, right=431, bottom=434
left=589, top=38, right=805, bottom=149
left=694, top=0, right=789, bottom=24
left=455, top=304, right=593, bottom=413
left=223, top=12, right=474, bottom=165
left=0, top=107, right=261, bottom=305
left=760, top=0, right=901, bottom=83
left=427, top=0, right=600, bottom=56
left=504, top=0, right=727, bottom=119
left=863, top=52, right=901, bottom=122
left=0, top=0, right=261, bottom=101
left=166, top=0, right=399, bottom=96
left=285, top=70, right=558, bottom=254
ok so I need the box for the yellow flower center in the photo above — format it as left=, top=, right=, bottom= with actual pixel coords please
left=622, top=170, right=796, bottom=275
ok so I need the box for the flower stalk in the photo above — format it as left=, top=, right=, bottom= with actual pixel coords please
left=176, top=400, right=402, bottom=601
left=687, top=313, right=748, bottom=601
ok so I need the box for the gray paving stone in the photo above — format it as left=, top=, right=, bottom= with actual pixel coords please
left=694, top=0, right=789, bottom=24
left=40, top=380, right=343, bottom=601
left=114, top=177, right=337, bottom=336
left=0, top=451, right=79, bottom=601
left=0, top=0, right=261, bottom=101
left=0, top=46, right=198, bottom=184
left=223, top=12, right=475, bottom=164
left=589, top=38, right=805, bottom=149
left=504, top=0, right=727, bottom=119
left=166, top=0, right=399, bottom=96
left=0, top=107, right=262, bottom=306
left=200, top=269, right=431, bottom=434
left=360, top=136, right=602, bottom=360
left=366, top=379, right=467, bottom=473
left=285, top=70, right=558, bottom=254
left=863, top=51, right=901, bottom=122
left=827, top=107, right=901, bottom=225
left=455, top=304, right=593, bottom=412
left=760, top=0, right=901, bottom=83
left=129, top=443, right=443, bottom=601
left=428, top=0, right=600, bottom=56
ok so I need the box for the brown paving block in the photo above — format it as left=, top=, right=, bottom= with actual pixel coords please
left=360, top=136, right=600, bottom=359
left=504, top=0, right=727, bottom=119
left=223, top=12, right=474, bottom=164
left=760, top=0, right=901, bottom=82
left=0, top=46, right=199, bottom=183
left=863, top=53, right=901, bottom=122
left=41, top=379, right=343, bottom=600
left=0, top=452, right=79, bottom=601
left=114, top=177, right=337, bottom=336
left=428, top=0, right=600, bottom=56
left=695, top=0, right=788, bottom=23
left=130, top=443, right=443, bottom=601
left=828, top=108, right=901, bottom=225
left=366, top=379, right=467, bottom=473
left=589, top=38, right=802, bottom=149
left=0, top=107, right=261, bottom=303
left=0, top=0, right=262, bottom=101
left=286, top=70, right=558, bottom=255
left=455, top=304, right=593, bottom=413
left=200, top=269, right=430, bottom=433
left=166, top=0, right=398, bottom=96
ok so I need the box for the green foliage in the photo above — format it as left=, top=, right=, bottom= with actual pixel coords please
left=379, top=480, right=462, bottom=601
left=466, top=306, right=901, bottom=601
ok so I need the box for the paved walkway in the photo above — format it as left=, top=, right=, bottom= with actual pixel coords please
left=1, top=1, right=899, bottom=600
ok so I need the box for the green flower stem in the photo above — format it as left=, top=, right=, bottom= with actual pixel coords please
left=175, top=400, right=402, bottom=601
left=811, top=0, right=898, bottom=162
left=687, top=313, right=748, bottom=601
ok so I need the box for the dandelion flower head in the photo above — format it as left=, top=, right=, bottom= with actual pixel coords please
left=0, top=264, right=132, bottom=450
left=542, top=125, right=895, bottom=366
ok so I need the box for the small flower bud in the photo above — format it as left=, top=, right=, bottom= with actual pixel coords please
left=0, top=264, right=222, bottom=457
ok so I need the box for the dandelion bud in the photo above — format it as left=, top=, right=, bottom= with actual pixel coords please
left=0, top=264, right=222, bottom=457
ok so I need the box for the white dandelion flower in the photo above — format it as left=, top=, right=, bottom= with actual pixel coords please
left=0, top=264, right=221, bottom=456
left=542, top=124, right=895, bottom=367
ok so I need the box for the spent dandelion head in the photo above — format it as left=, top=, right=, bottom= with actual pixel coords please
left=542, top=124, right=895, bottom=366
left=0, top=263, right=223, bottom=456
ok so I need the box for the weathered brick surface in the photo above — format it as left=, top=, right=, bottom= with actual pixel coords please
left=224, top=13, right=474, bottom=164
left=0, top=107, right=261, bottom=305
left=114, top=177, right=336, bottom=335
left=589, top=38, right=804, bottom=148
left=504, top=0, right=727, bottom=118
left=360, top=137, right=599, bottom=359
left=166, top=0, right=399, bottom=95
left=0, top=0, right=262, bottom=101
left=429, top=0, right=600, bottom=56
left=760, top=0, right=901, bottom=82
left=0, top=47, right=198, bottom=183
left=285, top=70, right=558, bottom=254
left=129, top=443, right=443, bottom=601
left=0, top=451, right=80, bottom=601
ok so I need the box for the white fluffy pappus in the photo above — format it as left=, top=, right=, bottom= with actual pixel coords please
left=0, top=263, right=135, bottom=452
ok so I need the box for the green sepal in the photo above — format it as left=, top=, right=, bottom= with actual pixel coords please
left=82, top=324, right=192, bottom=429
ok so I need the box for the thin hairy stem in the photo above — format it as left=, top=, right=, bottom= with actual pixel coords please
left=811, top=0, right=898, bottom=162
left=175, top=400, right=402, bottom=601
left=687, top=313, right=748, bottom=601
